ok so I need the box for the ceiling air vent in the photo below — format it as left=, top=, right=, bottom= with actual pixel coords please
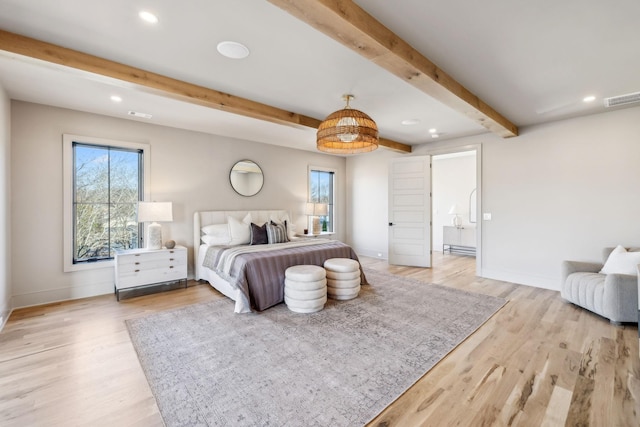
left=603, top=91, right=640, bottom=108
left=128, top=110, right=153, bottom=119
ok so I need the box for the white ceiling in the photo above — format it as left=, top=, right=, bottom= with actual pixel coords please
left=0, top=0, right=638, bottom=153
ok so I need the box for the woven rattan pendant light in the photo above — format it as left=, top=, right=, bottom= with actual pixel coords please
left=317, top=95, right=379, bottom=154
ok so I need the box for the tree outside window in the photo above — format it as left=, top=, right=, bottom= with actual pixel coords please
left=73, top=143, right=143, bottom=263
left=309, top=168, right=334, bottom=232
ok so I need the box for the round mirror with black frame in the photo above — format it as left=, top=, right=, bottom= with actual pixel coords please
left=229, top=159, right=264, bottom=197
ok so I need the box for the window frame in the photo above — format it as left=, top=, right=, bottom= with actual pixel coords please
left=63, top=134, right=150, bottom=272
left=307, top=165, right=336, bottom=234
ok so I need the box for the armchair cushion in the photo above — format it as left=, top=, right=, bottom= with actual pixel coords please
left=562, top=272, right=605, bottom=315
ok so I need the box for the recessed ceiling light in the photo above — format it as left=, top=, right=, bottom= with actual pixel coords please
left=139, top=11, right=158, bottom=24
left=401, top=119, right=420, bottom=126
left=583, top=95, right=596, bottom=103
left=110, top=95, right=122, bottom=103
left=216, top=41, right=250, bottom=59
left=429, top=128, right=437, bottom=133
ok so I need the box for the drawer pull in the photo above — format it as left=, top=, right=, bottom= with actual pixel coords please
left=135, top=254, right=140, bottom=257
left=169, top=250, right=174, bottom=253
left=169, top=266, right=174, bottom=269
left=169, top=258, right=174, bottom=261
left=135, top=262, right=140, bottom=265
left=134, top=269, right=140, bottom=273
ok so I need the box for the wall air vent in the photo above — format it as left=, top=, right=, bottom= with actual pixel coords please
left=603, top=91, right=640, bottom=108
left=128, top=110, right=153, bottom=119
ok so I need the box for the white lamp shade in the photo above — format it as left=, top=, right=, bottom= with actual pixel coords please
left=305, top=202, right=328, bottom=235
left=138, top=202, right=173, bottom=223
left=305, top=202, right=328, bottom=216
left=315, top=203, right=328, bottom=216
left=448, top=204, right=460, bottom=215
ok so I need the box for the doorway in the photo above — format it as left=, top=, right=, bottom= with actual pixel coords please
left=432, top=148, right=481, bottom=275
left=386, top=146, right=482, bottom=274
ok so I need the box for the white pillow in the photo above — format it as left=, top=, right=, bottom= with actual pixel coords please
left=201, top=234, right=230, bottom=246
left=228, top=213, right=252, bottom=245
left=202, top=223, right=230, bottom=237
left=600, top=245, right=640, bottom=275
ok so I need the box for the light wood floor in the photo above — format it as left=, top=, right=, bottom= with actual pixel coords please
left=1, top=253, right=638, bottom=426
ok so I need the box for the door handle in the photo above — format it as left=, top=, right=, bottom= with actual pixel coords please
left=388, top=222, right=394, bottom=226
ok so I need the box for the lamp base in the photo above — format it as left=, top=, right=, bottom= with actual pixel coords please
left=451, top=215, right=462, bottom=228
left=312, top=217, right=321, bottom=235
left=147, top=222, right=162, bottom=250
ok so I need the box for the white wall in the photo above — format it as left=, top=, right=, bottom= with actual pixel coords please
left=0, top=85, right=10, bottom=327
left=432, top=152, right=476, bottom=251
left=10, top=101, right=346, bottom=308
left=346, top=149, right=391, bottom=259
left=347, top=107, right=640, bottom=290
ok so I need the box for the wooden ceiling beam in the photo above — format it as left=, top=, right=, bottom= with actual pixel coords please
left=0, top=29, right=412, bottom=153
left=268, top=0, right=519, bottom=138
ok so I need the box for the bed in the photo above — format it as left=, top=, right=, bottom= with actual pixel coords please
left=194, top=210, right=365, bottom=313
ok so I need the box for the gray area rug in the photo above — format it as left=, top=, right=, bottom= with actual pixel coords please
left=126, top=268, right=506, bottom=427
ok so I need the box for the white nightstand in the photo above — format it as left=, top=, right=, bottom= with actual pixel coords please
left=294, top=233, right=334, bottom=239
left=114, top=246, right=187, bottom=301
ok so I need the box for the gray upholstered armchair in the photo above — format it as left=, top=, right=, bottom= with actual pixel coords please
left=561, top=247, right=639, bottom=325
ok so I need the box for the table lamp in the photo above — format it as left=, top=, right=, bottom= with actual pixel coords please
left=448, top=204, right=462, bottom=228
left=138, top=201, right=173, bottom=250
left=305, top=202, right=328, bottom=235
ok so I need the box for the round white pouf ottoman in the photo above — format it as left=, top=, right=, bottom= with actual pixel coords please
left=284, top=265, right=327, bottom=313
left=323, top=258, right=361, bottom=300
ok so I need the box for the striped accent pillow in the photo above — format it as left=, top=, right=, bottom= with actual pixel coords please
left=266, top=221, right=289, bottom=244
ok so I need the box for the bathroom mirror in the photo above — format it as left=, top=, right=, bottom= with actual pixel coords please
left=230, top=160, right=264, bottom=197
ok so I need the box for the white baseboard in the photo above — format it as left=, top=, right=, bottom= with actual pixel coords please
left=11, top=281, right=115, bottom=309
left=480, top=268, right=560, bottom=291
left=11, top=274, right=196, bottom=310
left=354, top=247, right=387, bottom=260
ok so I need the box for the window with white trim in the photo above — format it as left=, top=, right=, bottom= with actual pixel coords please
left=63, top=134, right=150, bottom=271
left=308, top=166, right=335, bottom=233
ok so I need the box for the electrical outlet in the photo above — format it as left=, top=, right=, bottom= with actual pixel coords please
left=377, top=253, right=383, bottom=257
left=483, top=213, right=492, bottom=221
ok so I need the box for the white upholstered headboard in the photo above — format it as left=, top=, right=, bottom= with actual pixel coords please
left=193, top=209, right=290, bottom=280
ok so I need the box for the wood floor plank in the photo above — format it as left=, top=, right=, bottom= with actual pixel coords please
left=541, top=385, right=572, bottom=426
left=1, top=253, right=638, bottom=426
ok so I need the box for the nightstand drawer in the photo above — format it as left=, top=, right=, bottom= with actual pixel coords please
left=117, top=264, right=187, bottom=289
left=117, top=248, right=185, bottom=265
left=114, top=246, right=188, bottom=298
left=117, top=255, right=187, bottom=273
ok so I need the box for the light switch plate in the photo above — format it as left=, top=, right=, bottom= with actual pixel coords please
left=483, top=213, right=492, bottom=221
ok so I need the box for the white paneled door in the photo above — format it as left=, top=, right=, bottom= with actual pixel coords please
left=388, top=156, right=431, bottom=267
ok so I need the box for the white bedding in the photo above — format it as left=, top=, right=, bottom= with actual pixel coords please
left=197, top=243, right=252, bottom=313
left=198, top=239, right=332, bottom=313
left=194, top=209, right=295, bottom=313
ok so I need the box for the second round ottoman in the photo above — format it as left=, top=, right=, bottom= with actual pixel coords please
left=323, top=258, right=361, bottom=300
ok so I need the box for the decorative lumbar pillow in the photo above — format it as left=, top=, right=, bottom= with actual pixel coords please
left=600, top=245, right=640, bottom=276
left=267, top=221, right=289, bottom=244
left=228, top=213, right=252, bottom=245
left=249, top=222, right=268, bottom=245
